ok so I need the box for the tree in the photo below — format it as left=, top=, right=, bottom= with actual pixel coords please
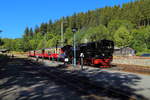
left=37, top=39, right=44, bottom=49
left=131, top=26, right=150, bottom=51
left=40, top=23, right=48, bottom=35
left=82, top=25, right=110, bottom=42
left=64, top=28, right=73, bottom=45
left=47, top=20, right=53, bottom=33
left=46, top=35, right=61, bottom=48
left=0, top=39, right=4, bottom=46
left=108, top=20, right=135, bottom=39
left=131, top=29, right=147, bottom=52
left=24, top=27, right=30, bottom=37
left=29, top=28, right=34, bottom=37
left=145, top=26, right=150, bottom=49
left=114, top=26, right=133, bottom=47
left=46, top=33, right=54, bottom=40
left=34, top=25, right=40, bottom=33
left=22, top=37, right=32, bottom=51
left=0, top=30, right=3, bottom=46
left=32, top=32, right=44, bottom=49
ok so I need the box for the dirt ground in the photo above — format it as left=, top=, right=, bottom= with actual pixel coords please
left=113, top=63, right=150, bottom=75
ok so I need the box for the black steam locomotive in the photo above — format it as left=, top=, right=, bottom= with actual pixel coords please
left=62, top=39, right=114, bottom=67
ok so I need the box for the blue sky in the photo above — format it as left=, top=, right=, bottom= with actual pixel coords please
left=0, top=0, right=134, bottom=39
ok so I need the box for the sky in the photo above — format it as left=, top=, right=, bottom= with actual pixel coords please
left=0, top=0, right=135, bottom=39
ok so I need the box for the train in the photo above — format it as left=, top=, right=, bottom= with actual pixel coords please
left=28, top=39, right=114, bottom=67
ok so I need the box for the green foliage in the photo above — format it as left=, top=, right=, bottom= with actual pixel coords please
left=108, top=20, right=135, bottom=39
left=82, top=25, right=110, bottom=42
left=136, top=49, right=150, bottom=56
left=76, top=29, right=87, bottom=43
left=131, top=26, right=150, bottom=51
left=64, top=28, right=73, bottom=45
left=46, top=35, right=61, bottom=47
left=37, top=39, right=44, bottom=49
left=0, top=39, right=4, bottom=46
left=114, top=26, right=133, bottom=47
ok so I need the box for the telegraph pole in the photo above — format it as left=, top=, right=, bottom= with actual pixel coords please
left=61, top=21, right=64, bottom=47
left=72, top=28, right=78, bottom=67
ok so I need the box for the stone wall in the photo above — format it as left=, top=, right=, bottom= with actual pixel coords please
left=112, top=57, right=150, bottom=67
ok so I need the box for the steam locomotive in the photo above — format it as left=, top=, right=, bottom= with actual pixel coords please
left=28, top=39, right=114, bottom=67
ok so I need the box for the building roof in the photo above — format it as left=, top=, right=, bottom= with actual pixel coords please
left=0, top=49, right=9, bottom=52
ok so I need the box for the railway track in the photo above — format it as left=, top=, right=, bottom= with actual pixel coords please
left=32, top=62, right=138, bottom=100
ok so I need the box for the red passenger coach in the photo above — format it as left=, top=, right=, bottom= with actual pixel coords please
left=44, top=48, right=51, bottom=58
left=28, top=50, right=35, bottom=57
left=35, top=49, right=44, bottom=58
left=44, top=47, right=62, bottom=59
left=29, top=47, right=64, bottom=60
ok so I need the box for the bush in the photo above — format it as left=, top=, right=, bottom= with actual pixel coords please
left=136, top=49, right=150, bottom=56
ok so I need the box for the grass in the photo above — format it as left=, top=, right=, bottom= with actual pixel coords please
left=10, top=51, right=26, bottom=55
left=136, top=50, right=150, bottom=56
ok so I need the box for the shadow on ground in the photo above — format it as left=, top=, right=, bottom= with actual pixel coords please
left=0, top=57, right=149, bottom=100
